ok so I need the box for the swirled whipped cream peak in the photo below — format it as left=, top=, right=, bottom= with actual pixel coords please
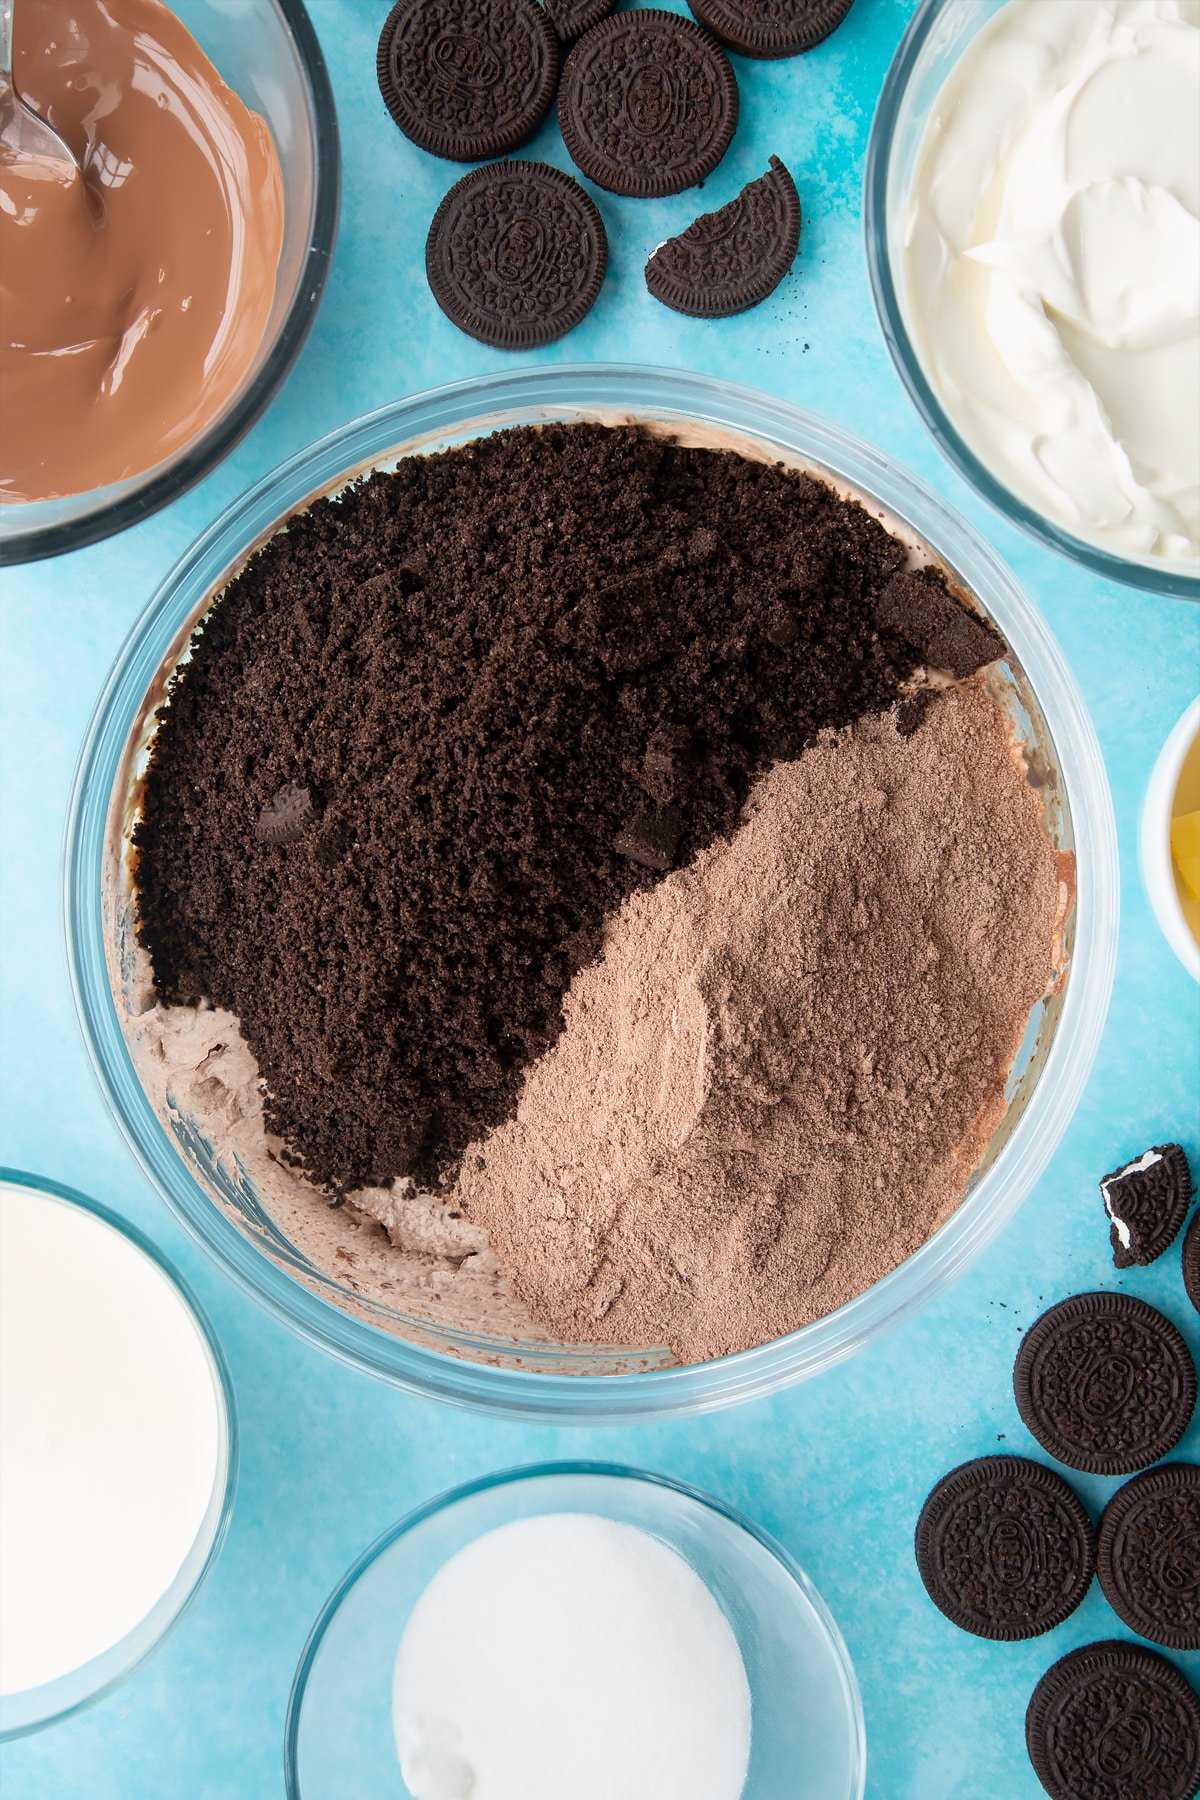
left=900, top=0, right=1200, bottom=564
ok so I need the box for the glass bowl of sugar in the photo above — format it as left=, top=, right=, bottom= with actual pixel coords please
left=285, top=1462, right=865, bottom=1800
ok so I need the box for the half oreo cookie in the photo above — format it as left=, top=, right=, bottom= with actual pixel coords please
left=1026, top=1641, right=1200, bottom=1800
left=426, top=161, right=607, bottom=348
left=644, top=156, right=801, bottom=318
left=377, top=0, right=558, bottom=162
left=1097, top=1465, right=1200, bottom=1652
left=915, top=1456, right=1094, bottom=1641
left=687, top=0, right=856, bottom=58
left=1014, top=1292, right=1196, bottom=1476
left=1101, top=1143, right=1194, bottom=1268
left=558, top=10, right=739, bottom=198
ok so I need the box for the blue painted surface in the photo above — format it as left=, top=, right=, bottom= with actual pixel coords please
left=1, top=1, right=1197, bottom=1794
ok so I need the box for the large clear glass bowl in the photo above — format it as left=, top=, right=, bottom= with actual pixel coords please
left=65, top=365, right=1119, bottom=1422
left=0, top=1169, right=237, bottom=1740
left=863, top=0, right=1199, bottom=602
left=285, top=1463, right=866, bottom=1800
left=0, top=0, right=339, bottom=567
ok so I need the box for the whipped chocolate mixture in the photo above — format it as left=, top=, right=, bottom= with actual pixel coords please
left=133, top=422, right=1000, bottom=1196
left=1, top=0, right=283, bottom=502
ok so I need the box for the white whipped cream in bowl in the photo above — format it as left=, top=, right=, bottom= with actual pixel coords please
left=866, top=0, right=1200, bottom=596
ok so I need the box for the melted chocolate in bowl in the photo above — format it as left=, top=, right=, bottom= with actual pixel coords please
left=1, top=0, right=284, bottom=502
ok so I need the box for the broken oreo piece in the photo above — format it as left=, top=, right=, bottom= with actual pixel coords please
left=644, top=157, right=801, bottom=318
left=687, top=0, right=855, bottom=57
left=426, top=162, right=607, bottom=350
left=1014, top=1292, right=1196, bottom=1476
left=255, top=782, right=316, bottom=845
left=1097, top=1464, right=1200, bottom=1652
left=1025, top=1640, right=1200, bottom=1800
left=873, top=569, right=1006, bottom=679
left=556, top=568, right=681, bottom=672
left=1185, top=1212, right=1200, bottom=1316
left=1101, top=1143, right=1194, bottom=1268
left=895, top=689, right=936, bottom=739
left=615, top=802, right=682, bottom=871
left=642, top=724, right=695, bottom=804
left=765, top=605, right=800, bottom=648
left=377, top=0, right=558, bottom=162
left=558, top=11, right=739, bottom=198
left=544, top=0, right=614, bottom=44
left=915, top=1456, right=1095, bottom=1642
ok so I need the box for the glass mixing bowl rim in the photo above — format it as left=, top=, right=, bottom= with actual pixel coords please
left=0, top=0, right=341, bottom=568
left=862, top=0, right=1200, bottom=603
left=64, top=363, right=1119, bottom=1424
left=0, top=1165, right=238, bottom=1740
left=282, top=1459, right=866, bottom=1800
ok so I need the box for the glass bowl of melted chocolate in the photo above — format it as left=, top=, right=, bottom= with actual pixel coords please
left=0, top=0, right=338, bottom=565
left=67, top=366, right=1119, bottom=1420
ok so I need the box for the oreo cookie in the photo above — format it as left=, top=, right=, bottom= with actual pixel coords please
left=1025, top=1641, right=1200, bottom=1800
left=1097, top=1465, right=1200, bottom=1652
left=644, top=156, right=801, bottom=318
left=1185, top=1211, right=1200, bottom=1316
left=914, top=1456, right=1094, bottom=1642
left=1101, top=1143, right=1194, bottom=1268
left=687, top=0, right=855, bottom=58
left=544, top=0, right=614, bottom=45
left=377, top=0, right=557, bottom=162
left=558, top=11, right=739, bottom=198
left=1014, top=1292, right=1196, bottom=1476
left=426, top=161, right=607, bottom=348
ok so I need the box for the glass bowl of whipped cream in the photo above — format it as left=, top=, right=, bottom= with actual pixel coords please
left=0, top=0, right=338, bottom=566
left=65, top=365, right=1119, bottom=1423
left=865, top=0, right=1199, bottom=600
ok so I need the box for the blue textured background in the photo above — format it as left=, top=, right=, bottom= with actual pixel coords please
left=2, top=2, right=1198, bottom=1794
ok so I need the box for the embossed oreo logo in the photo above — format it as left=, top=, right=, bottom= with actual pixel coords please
left=1075, top=1347, right=1137, bottom=1418
left=622, top=65, right=686, bottom=138
left=491, top=213, right=549, bottom=286
left=1154, top=1520, right=1200, bottom=1595
left=985, top=1516, right=1035, bottom=1589
left=431, top=32, right=502, bottom=92
left=1095, top=1706, right=1156, bottom=1778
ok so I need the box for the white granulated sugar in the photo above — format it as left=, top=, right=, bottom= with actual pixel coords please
left=392, top=1512, right=752, bottom=1800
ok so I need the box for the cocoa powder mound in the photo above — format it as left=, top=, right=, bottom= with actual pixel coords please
left=457, top=681, right=1069, bottom=1364
left=132, top=421, right=970, bottom=1193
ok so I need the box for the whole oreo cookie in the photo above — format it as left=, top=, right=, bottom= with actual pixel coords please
left=558, top=11, right=739, bottom=198
left=686, top=0, right=855, bottom=58
left=377, top=0, right=558, bottom=162
left=644, top=156, right=801, bottom=317
left=1025, top=1640, right=1200, bottom=1800
left=1014, top=1293, right=1196, bottom=1476
left=544, top=0, right=615, bottom=45
left=914, top=1456, right=1094, bottom=1641
left=426, top=161, right=607, bottom=348
left=1101, top=1143, right=1194, bottom=1268
left=1185, top=1211, right=1200, bottom=1316
left=1097, top=1465, right=1200, bottom=1652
